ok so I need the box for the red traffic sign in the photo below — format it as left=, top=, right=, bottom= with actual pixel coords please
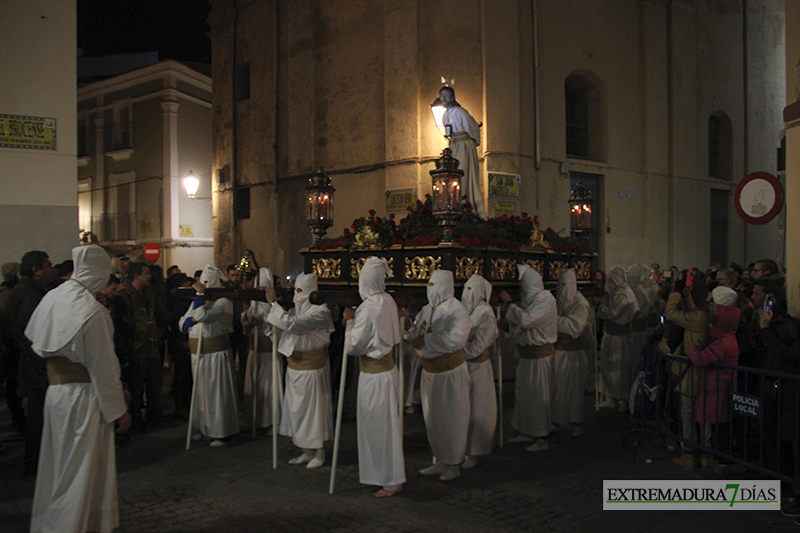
left=733, top=172, right=784, bottom=225
left=142, top=242, right=161, bottom=262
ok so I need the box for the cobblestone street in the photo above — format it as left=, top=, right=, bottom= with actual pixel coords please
left=0, top=389, right=794, bottom=532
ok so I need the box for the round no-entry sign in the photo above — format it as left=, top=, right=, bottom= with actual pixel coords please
left=142, top=242, right=161, bottom=262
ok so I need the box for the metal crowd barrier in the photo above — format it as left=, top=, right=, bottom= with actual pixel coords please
left=627, top=353, right=800, bottom=486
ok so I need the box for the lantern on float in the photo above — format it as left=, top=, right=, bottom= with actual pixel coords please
left=430, top=148, right=463, bottom=243
left=569, top=182, right=594, bottom=235
left=430, top=97, right=448, bottom=136
left=306, top=168, right=335, bottom=242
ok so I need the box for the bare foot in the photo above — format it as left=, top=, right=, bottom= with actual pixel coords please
left=374, top=486, right=403, bottom=498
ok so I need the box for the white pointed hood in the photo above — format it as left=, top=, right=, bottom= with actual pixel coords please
left=556, top=268, right=577, bottom=310
left=358, top=256, right=401, bottom=347
left=26, top=245, right=111, bottom=353
left=427, top=269, right=454, bottom=308
left=605, top=265, right=627, bottom=293
left=359, top=257, right=390, bottom=300
left=518, top=264, right=544, bottom=308
left=200, top=265, right=222, bottom=289
left=461, top=273, right=492, bottom=314
left=294, top=272, right=318, bottom=315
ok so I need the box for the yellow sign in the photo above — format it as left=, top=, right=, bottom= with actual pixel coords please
left=0, top=114, right=56, bottom=150
left=488, top=172, right=521, bottom=198
left=493, top=201, right=517, bottom=216
left=179, top=225, right=194, bottom=237
left=385, top=188, right=417, bottom=212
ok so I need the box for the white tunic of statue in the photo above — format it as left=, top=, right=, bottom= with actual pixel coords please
left=344, top=257, right=406, bottom=489
left=243, top=267, right=283, bottom=428
left=506, top=265, right=558, bottom=438
left=267, top=273, right=334, bottom=450
left=597, top=265, right=639, bottom=400
left=460, top=274, right=498, bottom=456
left=179, top=266, right=240, bottom=439
left=413, top=270, right=471, bottom=464
left=28, top=245, right=127, bottom=533
left=552, top=269, right=591, bottom=425
left=443, top=103, right=486, bottom=219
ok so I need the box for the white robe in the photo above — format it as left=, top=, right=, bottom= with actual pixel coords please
left=443, top=105, right=486, bottom=219
left=267, top=302, right=334, bottom=450
left=463, top=302, right=498, bottom=455
left=344, top=299, right=405, bottom=487
left=30, top=311, right=127, bottom=533
left=180, top=297, right=240, bottom=439
left=552, top=293, right=591, bottom=425
left=506, top=289, right=558, bottom=438
left=243, top=301, right=283, bottom=428
left=597, top=285, right=638, bottom=400
left=415, top=297, right=471, bottom=464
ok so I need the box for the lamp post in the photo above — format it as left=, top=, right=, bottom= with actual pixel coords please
left=569, top=182, right=594, bottom=235
left=306, top=168, right=335, bottom=242
left=430, top=148, right=463, bottom=243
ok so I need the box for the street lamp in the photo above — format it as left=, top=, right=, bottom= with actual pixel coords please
left=569, top=182, right=594, bottom=234
left=183, top=170, right=200, bottom=198
left=306, top=168, right=335, bottom=242
left=430, top=148, right=463, bottom=243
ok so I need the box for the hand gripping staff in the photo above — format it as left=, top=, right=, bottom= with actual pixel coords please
left=186, top=321, right=205, bottom=450
left=329, top=343, right=349, bottom=494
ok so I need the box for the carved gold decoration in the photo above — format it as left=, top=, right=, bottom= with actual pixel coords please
left=455, top=257, right=484, bottom=280
left=311, top=258, right=341, bottom=279
left=523, top=259, right=544, bottom=277
left=549, top=260, right=569, bottom=281
left=405, top=256, right=441, bottom=280
left=354, top=226, right=382, bottom=250
left=574, top=261, right=592, bottom=281
left=351, top=256, right=394, bottom=279
left=491, top=258, right=517, bottom=281
left=529, top=221, right=551, bottom=250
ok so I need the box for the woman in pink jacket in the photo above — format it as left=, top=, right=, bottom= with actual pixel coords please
left=688, top=287, right=741, bottom=451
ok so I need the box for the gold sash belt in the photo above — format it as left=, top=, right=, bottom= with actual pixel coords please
left=604, top=321, right=632, bottom=336
left=554, top=335, right=587, bottom=352
left=419, top=349, right=465, bottom=374
left=287, top=348, right=326, bottom=371
left=359, top=352, right=395, bottom=374
left=189, top=335, right=231, bottom=354
left=46, top=357, right=90, bottom=385
left=517, top=343, right=554, bottom=359
left=250, top=336, right=273, bottom=351
left=470, top=349, right=491, bottom=364
left=631, top=319, right=648, bottom=333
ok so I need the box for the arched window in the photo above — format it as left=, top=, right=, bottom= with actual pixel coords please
left=565, top=73, right=605, bottom=161
left=708, top=112, right=733, bottom=179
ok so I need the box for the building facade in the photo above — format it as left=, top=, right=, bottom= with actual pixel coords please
left=208, top=0, right=786, bottom=278
left=77, top=60, right=214, bottom=272
left=0, top=0, right=78, bottom=266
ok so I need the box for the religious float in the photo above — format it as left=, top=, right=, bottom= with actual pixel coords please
left=298, top=149, right=598, bottom=292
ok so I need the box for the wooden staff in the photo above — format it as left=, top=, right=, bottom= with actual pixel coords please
left=329, top=344, right=349, bottom=494
left=186, top=321, right=204, bottom=451
left=495, top=305, right=504, bottom=447
left=272, top=327, right=280, bottom=469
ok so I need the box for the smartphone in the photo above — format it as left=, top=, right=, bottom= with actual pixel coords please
left=764, top=294, right=776, bottom=311
left=685, top=270, right=695, bottom=288
left=663, top=271, right=673, bottom=279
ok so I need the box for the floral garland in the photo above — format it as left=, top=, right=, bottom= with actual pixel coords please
left=311, top=195, right=589, bottom=254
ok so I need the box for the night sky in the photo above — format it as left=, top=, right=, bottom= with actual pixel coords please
left=77, top=0, right=212, bottom=63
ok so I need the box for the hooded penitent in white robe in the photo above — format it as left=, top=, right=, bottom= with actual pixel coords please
left=413, top=270, right=471, bottom=464
left=460, top=274, right=498, bottom=456
left=626, top=264, right=652, bottom=388
left=267, top=273, right=334, bottom=450
left=179, top=265, right=240, bottom=439
left=506, top=265, right=558, bottom=438
left=442, top=102, right=486, bottom=219
left=597, top=265, right=639, bottom=400
left=242, top=267, right=283, bottom=428
left=641, top=275, right=662, bottom=338
left=344, top=257, right=406, bottom=489
left=552, top=269, right=591, bottom=425
left=27, top=245, right=127, bottom=533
